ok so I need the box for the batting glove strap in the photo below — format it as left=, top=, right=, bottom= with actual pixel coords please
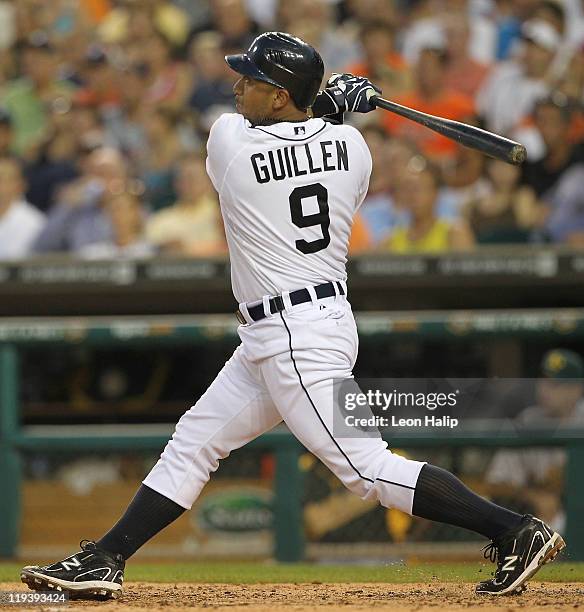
left=311, top=89, right=344, bottom=121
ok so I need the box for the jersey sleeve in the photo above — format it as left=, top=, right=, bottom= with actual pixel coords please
left=205, top=113, right=240, bottom=193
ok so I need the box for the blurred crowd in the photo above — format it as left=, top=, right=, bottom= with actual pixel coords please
left=0, top=0, right=583, bottom=261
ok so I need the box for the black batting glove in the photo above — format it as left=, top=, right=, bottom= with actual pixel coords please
left=326, top=73, right=382, bottom=112
left=312, top=73, right=381, bottom=118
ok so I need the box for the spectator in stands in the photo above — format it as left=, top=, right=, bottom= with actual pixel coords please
left=465, top=159, right=538, bottom=243
left=343, top=22, right=411, bottom=100
left=533, top=1, right=566, bottom=43
left=70, top=98, right=109, bottom=149
left=243, top=0, right=278, bottom=29
left=188, top=32, right=236, bottom=131
left=23, top=110, right=81, bottom=213
left=440, top=134, right=489, bottom=218
left=531, top=0, right=568, bottom=88
left=521, top=94, right=584, bottom=199
left=0, top=0, right=16, bottom=54
left=98, top=0, right=191, bottom=51
left=344, top=0, right=398, bottom=30
left=72, top=45, right=122, bottom=112
left=514, top=94, right=584, bottom=244
left=358, top=125, right=410, bottom=246
left=542, top=162, right=584, bottom=244
left=384, top=159, right=475, bottom=253
left=384, top=136, right=468, bottom=222
left=23, top=93, right=110, bottom=213
left=78, top=192, right=154, bottom=259
left=102, top=63, right=149, bottom=164
left=491, top=0, right=526, bottom=61
left=210, top=0, right=260, bottom=52
left=0, top=156, right=45, bottom=259
left=559, top=0, right=584, bottom=50
left=558, top=42, right=584, bottom=100
left=142, top=29, right=192, bottom=111
left=278, top=0, right=360, bottom=75
left=400, top=0, right=496, bottom=65
left=381, top=45, right=475, bottom=164
left=33, top=147, right=129, bottom=253
left=145, top=154, right=225, bottom=257
left=443, top=13, right=491, bottom=99
left=51, top=20, right=90, bottom=88
left=0, top=107, right=14, bottom=156
left=138, top=108, right=185, bottom=211
left=477, top=19, right=560, bottom=135
left=6, top=0, right=584, bottom=260
left=446, top=0, right=497, bottom=64
left=486, top=349, right=584, bottom=532
left=1, top=32, right=75, bottom=157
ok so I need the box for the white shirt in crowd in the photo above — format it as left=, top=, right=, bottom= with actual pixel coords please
left=477, top=61, right=550, bottom=135
left=0, top=199, right=45, bottom=260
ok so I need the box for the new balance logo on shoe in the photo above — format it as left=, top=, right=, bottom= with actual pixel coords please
left=501, top=555, right=518, bottom=572
left=61, top=558, right=82, bottom=572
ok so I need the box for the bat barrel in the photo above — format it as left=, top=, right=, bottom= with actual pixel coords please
left=370, top=96, right=527, bottom=166
left=509, top=144, right=527, bottom=165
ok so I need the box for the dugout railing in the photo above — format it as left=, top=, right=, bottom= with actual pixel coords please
left=1, top=311, right=584, bottom=561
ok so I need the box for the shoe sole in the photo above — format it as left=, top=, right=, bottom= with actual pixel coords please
left=477, top=531, right=566, bottom=596
left=20, top=568, right=122, bottom=601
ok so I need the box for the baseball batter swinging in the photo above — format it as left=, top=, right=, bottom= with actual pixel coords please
left=21, top=32, right=565, bottom=600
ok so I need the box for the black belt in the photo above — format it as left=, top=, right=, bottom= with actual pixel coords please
left=236, top=281, right=345, bottom=324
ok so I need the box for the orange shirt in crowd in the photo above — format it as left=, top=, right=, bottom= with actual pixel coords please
left=344, top=53, right=410, bottom=98
left=381, top=91, right=475, bottom=159
left=345, top=52, right=408, bottom=80
left=444, top=59, right=490, bottom=99
left=348, top=213, right=372, bottom=254
left=74, top=87, right=122, bottom=109
left=81, top=0, right=112, bottom=22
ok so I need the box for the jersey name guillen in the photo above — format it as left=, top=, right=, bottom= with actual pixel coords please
left=206, top=114, right=372, bottom=304
left=250, top=139, right=349, bottom=184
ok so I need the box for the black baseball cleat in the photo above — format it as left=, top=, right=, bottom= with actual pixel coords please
left=476, top=515, right=566, bottom=596
left=21, top=540, right=125, bottom=600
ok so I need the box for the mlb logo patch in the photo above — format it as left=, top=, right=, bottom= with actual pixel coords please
left=294, top=126, right=306, bottom=135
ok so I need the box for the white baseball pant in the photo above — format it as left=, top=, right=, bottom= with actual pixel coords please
left=143, top=291, right=425, bottom=514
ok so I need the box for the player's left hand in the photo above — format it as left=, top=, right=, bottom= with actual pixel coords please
left=317, top=73, right=382, bottom=115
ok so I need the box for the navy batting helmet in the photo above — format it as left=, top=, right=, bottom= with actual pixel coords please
left=225, top=32, right=324, bottom=110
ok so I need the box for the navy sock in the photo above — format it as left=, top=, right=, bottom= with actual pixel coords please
left=97, top=485, right=186, bottom=560
left=412, top=464, right=523, bottom=540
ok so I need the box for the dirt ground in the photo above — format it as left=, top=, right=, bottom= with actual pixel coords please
left=4, top=581, right=584, bottom=611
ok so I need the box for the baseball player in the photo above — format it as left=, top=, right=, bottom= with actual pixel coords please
left=21, top=32, right=564, bottom=600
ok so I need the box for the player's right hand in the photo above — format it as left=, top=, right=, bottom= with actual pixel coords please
left=317, top=73, right=381, bottom=115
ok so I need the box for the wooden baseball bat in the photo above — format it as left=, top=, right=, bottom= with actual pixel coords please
left=369, top=95, right=527, bottom=165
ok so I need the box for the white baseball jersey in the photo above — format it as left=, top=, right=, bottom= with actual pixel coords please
left=145, top=111, right=424, bottom=526
left=206, top=113, right=372, bottom=303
